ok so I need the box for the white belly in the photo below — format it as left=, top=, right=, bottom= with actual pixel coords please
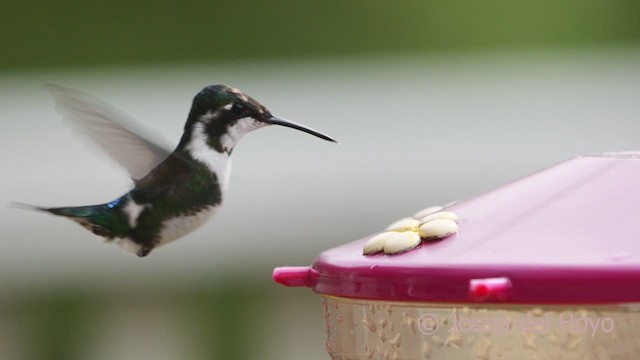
left=157, top=206, right=218, bottom=245
left=115, top=206, right=218, bottom=255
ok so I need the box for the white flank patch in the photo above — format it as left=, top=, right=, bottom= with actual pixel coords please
left=116, top=237, right=142, bottom=255
left=123, top=197, right=147, bottom=228
left=158, top=206, right=218, bottom=245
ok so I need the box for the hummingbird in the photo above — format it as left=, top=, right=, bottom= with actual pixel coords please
left=16, top=84, right=337, bottom=257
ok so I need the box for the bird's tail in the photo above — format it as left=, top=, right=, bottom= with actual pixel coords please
left=9, top=201, right=76, bottom=216
left=10, top=201, right=119, bottom=238
left=9, top=201, right=47, bottom=212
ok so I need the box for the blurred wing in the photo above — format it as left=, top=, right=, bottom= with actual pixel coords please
left=45, top=84, right=175, bottom=180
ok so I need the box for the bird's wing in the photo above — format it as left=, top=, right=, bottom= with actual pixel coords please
left=45, top=84, right=177, bottom=180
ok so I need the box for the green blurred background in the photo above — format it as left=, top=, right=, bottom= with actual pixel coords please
left=3, top=1, right=640, bottom=71
left=1, top=2, right=640, bottom=360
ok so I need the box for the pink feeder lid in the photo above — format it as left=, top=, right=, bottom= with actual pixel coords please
left=273, top=153, right=640, bottom=304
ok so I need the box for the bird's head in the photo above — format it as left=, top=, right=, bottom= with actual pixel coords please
left=182, top=84, right=336, bottom=153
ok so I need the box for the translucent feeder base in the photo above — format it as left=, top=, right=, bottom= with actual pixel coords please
left=321, top=296, right=640, bottom=360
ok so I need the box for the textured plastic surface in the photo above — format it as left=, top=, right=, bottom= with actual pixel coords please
left=275, top=154, right=640, bottom=303
left=322, top=296, right=640, bottom=360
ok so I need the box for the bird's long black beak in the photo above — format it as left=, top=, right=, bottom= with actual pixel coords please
left=263, top=115, right=337, bottom=143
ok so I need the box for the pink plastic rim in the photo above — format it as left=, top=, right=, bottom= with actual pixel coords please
left=274, top=154, right=640, bottom=304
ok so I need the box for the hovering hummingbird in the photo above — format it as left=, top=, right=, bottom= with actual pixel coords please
left=16, top=84, right=336, bottom=257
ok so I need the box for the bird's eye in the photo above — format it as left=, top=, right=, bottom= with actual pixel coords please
left=232, top=103, right=245, bottom=114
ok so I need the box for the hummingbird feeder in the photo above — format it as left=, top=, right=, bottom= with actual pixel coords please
left=274, top=152, right=640, bottom=359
